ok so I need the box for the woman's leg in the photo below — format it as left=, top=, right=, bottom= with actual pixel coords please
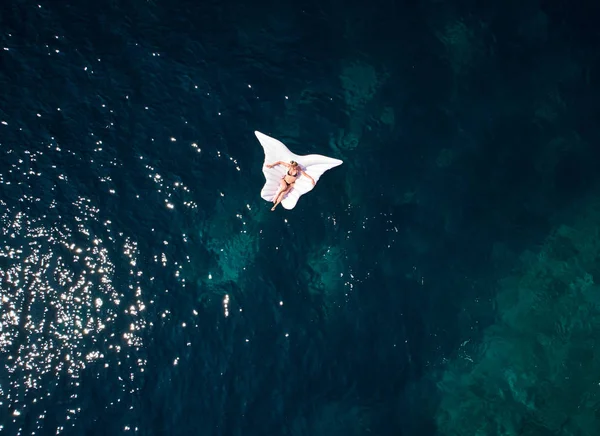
left=273, top=180, right=287, bottom=203
left=272, top=185, right=292, bottom=211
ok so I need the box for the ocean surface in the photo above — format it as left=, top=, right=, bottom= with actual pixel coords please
left=2, top=0, right=600, bottom=435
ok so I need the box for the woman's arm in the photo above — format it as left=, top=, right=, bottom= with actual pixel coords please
left=266, top=161, right=290, bottom=168
left=302, top=170, right=316, bottom=185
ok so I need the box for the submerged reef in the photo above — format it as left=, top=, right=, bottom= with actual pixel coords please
left=304, top=244, right=350, bottom=320
left=330, top=60, right=388, bottom=158
left=435, top=196, right=600, bottom=435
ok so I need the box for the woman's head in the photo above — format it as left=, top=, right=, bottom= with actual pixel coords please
left=290, top=160, right=298, bottom=167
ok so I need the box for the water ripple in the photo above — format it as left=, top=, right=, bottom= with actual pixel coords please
left=0, top=144, right=147, bottom=433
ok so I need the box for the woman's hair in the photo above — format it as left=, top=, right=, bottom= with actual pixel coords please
left=290, top=160, right=298, bottom=166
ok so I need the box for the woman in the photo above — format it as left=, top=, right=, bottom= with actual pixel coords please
left=265, top=160, right=315, bottom=211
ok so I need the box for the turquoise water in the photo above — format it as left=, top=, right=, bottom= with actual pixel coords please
left=2, top=1, right=600, bottom=435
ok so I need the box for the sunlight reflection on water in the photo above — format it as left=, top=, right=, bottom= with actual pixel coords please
left=0, top=141, right=148, bottom=433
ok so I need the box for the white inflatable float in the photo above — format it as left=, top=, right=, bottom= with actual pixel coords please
left=255, top=131, right=343, bottom=210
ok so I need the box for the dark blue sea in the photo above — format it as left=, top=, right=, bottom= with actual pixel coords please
left=2, top=0, right=600, bottom=435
